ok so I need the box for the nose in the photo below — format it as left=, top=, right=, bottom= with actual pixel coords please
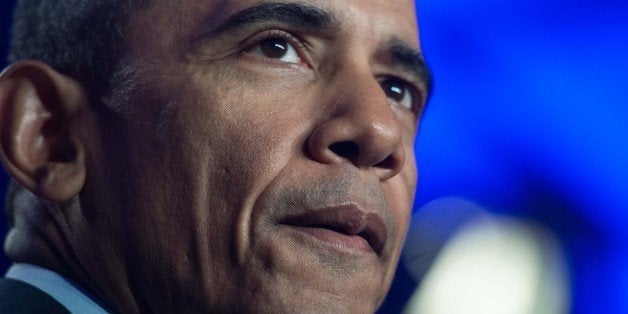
left=307, top=70, right=406, bottom=181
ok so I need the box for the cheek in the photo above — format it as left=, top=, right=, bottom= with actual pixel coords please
left=384, top=157, right=417, bottom=256
left=167, top=66, right=317, bottom=247
left=181, top=63, right=318, bottom=174
left=386, top=179, right=414, bottom=246
left=179, top=70, right=310, bottom=184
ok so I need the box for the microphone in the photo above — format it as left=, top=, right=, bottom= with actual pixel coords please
left=401, top=197, right=570, bottom=314
left=402, top=196, right=490, bottom=282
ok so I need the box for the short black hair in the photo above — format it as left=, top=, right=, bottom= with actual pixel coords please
left=8, top=0, right=147, bottom=93
left=5, top=0, right=149, bottom=224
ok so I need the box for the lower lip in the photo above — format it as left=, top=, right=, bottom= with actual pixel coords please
left=287, top=225, right=374, bottom=255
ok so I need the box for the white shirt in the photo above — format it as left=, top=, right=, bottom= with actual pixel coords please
left=5, top=263, right=109, bottom=314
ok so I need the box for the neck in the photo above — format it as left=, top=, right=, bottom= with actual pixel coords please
left=3, top=196, right=139, bottom=312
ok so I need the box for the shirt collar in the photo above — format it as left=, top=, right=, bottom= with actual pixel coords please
left=5, top=263, right=110, bottom=313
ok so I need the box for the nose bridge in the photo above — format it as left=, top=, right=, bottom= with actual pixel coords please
left=333, top=64, right=403, bottom=157
left=307, top=60, right=406, bottom=180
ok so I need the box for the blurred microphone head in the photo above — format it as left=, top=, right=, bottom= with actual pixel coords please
left=401, top=197, right=570, bottom=314
left=402, top=196, right=490, bottom=282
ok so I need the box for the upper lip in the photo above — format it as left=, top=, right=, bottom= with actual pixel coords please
left=282, top=203, right=388, bottom=255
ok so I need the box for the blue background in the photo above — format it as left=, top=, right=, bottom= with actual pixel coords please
left=1, top=1, right=627, bottom=313
left=412, top=1, right=627, bottom=313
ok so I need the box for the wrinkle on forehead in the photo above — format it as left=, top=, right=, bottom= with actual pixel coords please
left=332, top=0, right=420, bottom=49
left=128, top=0, right=420, bottom=56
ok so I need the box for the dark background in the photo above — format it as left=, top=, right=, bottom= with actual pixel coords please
left=0, top=0, right=14, bottom=274
left=1, top=1, right=627, bottom=313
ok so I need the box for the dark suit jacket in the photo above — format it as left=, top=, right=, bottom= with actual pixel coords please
left=0, top=278, right=70, bottom=313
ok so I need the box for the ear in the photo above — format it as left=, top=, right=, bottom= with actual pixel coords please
left=0, top=61, right=87, bottom=201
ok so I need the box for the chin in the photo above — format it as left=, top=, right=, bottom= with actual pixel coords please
left=232, top=259, right=385, bottom=313
left=234, top=222, right=393, bottom=312
left=240, top=288, right=380, bottom=314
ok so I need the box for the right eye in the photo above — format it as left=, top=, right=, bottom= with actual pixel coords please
left=380, top=78, right=416, bottom=112
left=248, top=37, right=302, bottom=64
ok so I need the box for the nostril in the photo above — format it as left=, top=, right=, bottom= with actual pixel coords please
left=375, top=155, right=395, bottom=169
left=329, top=141, right=359, bottom=161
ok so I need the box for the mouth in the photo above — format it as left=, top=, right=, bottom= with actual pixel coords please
left=281, top=204, right=387, bottom=256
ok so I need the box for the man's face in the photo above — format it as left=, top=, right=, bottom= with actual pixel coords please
left=81, top=0, right=428, bottom=311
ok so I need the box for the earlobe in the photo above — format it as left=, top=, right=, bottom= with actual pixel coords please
left=0, top=61, right=87, bottom=201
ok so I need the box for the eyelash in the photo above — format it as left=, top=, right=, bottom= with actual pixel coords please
left=242, top=29, right=311, bottom=66
left=240, top=30, right=426, bottom=115
left=381, top=77, right=425, bottom=114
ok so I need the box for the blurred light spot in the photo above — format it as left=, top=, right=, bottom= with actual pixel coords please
left=405, top=217, right=570, bottom=314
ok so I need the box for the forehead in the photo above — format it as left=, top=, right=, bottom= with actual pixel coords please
left=129, top=0, right=420, bottom=53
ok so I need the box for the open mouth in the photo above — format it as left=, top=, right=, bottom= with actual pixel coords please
left=281, top=204, right=387, bottom=256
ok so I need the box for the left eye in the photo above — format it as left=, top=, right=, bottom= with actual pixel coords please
left=249, top=37, right=301, bottom=64
left=381, top=78, right=414, bottom=110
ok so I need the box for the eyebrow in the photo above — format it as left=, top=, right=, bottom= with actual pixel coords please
left=197, top=2, right=433, bottom=99
left=206, top=2, right=340, bottom=38
left=385, top=37, right=434, bottom=98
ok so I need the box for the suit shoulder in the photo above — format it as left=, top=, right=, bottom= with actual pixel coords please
left=0, top=278, right=70, bottom=314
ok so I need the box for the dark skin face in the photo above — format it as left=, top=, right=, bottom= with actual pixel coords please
left=0, top=0, right=430, bottom=312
